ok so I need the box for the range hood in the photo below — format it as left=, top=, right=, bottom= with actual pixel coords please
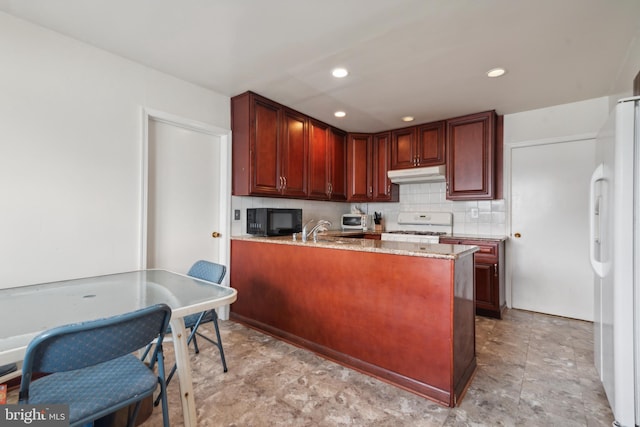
left=387, top=165, right=446, bottom=184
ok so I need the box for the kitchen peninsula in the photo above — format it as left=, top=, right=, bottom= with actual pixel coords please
left=230, top=235, right=478, bottom=407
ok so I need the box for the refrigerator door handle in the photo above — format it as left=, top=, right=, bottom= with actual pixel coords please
left=589, top=163, right=606, bottom=278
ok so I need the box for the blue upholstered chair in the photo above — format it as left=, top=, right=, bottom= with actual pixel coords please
left=19, top=304, right=172, bottom=427
left=158, top=260, right=227, bottom=404
left=184, top=260, right=227, bottom=368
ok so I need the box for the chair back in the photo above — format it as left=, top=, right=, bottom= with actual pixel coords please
left=187, top=260, right=226, bottom=284
left=21, top=304, right=171, bottom=378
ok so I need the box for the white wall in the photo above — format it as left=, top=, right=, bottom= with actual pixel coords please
left=503, top=97, right=610, bottom=317
left=0, top=12, right=230, bottom=288
left=504, top=97, right=610, bottom=143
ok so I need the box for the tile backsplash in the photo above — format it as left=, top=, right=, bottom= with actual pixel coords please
left=231, top=182, right=506, bottom=237
left=365, top=182, right=506, bottom=236
left=231, top=196, right=351, bottom=236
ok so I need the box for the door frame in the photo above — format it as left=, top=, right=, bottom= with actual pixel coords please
left=504, top=132, right=596, bottom=309
left=139, top=107, right=231, bottom=281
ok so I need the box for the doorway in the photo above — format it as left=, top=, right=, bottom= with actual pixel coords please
left=508, top=137, right=595, bottom=321
left=140, top=109, right=231, bottom=314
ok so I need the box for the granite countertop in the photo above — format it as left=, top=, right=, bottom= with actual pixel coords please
left=231, top=233, right=478, bottom=260
left=300, top=230, right=508, bottom=241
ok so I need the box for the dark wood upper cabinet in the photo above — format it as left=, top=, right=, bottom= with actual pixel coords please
left=308, top=121, right=348, bottom=201
left=391, top=121, right=445, bottom=170
left=281, top=108, right=308, bottom=198
left=390, top=127, right=417, bottom=169
left=446, top=111, right=497, bottom=200
left=495, top=115, right=504, bottom=199
left=232, top=91, right=500, bottom=202
left=373, top=132, right=398, bottom=201
left=346, top=132, right=398, bottom=202
left=417, top=121, right=446, bottom=166
left=308, top=119, right=330, bottom=200
left=329, top=128, right=348, bottom=201
left=231, top=92, right=308, bottom=198
left=346, top=133, right=372, bottom=202
left=232, top=92, right=281, bottom=196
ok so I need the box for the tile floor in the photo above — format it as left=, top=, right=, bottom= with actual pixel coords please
left=142, top=309, right=614, bottom=426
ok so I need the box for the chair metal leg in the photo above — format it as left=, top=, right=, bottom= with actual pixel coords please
left=140, top=342, right=153, bottom=362
left=156, top=348, right=170, bottom=427
left=155, top=310, right=227, bottom=406
left=191, top=327, right=200, bottom=354
left=210, top=313, right=228, bottom=373
left=127, top=401, right=142, bottom=427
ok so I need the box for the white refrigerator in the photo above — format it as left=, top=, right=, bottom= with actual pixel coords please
left=590, top=96, right=640, bottom=427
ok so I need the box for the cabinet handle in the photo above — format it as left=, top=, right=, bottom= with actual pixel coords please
left=369, top=186, right=373, bottom=195
left=278, top=176, right=283, bottom=190
left=283, top=176, right=287, bottom=189
left=328, top=182, right=332, bottom=195
left=494, top=264, right=498, bottom=277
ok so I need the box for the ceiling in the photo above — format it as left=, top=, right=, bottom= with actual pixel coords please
left=1, top=0, right=639, bottom=132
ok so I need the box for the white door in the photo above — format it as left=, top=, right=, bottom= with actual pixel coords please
left=510, top=138, right=595, bottom=320
left=146, top=118, right=225, bottom=274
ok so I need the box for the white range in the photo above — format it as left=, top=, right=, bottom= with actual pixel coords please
left=381, top=212, right=453, bottom=244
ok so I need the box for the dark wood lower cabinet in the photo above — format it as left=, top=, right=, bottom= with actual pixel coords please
left=440, top=238, right=505, bottom=318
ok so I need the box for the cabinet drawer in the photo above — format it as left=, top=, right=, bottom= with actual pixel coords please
left=473, top=244, right=497, bottom=262
left=441, top=238, right=498, bottom=263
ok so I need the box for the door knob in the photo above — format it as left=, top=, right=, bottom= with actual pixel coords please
left=211, top=231, right=221, bottom=238
left=514, top=232, right=521, bottom=238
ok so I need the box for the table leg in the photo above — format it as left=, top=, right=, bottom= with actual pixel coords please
left=169, top=318, right=197, bottom=427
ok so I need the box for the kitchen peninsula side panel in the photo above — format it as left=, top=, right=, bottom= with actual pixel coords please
left=230, top=239, right=476, bottom=407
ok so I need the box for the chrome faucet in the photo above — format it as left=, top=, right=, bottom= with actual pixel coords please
left=301, top=219, right=332, bottom=242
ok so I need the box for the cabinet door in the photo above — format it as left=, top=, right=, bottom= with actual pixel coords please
left=308, top=120, right=330, bottom=199
left=417, top=121, right=445, bottom=166
left=347, top=133, right=372, bottom=201
left=329, top=128, right=347, bottom=201
left=474, top=263, right=495, bottom=311
left=252, top=97, right=282, bottom=195
left=373, top=132, right=397, bottom=201
left=446, top=111, right=496, bottom=200
left=281, top=108, right=308, bottom=198
left=390, top=127, right=417, bottom=170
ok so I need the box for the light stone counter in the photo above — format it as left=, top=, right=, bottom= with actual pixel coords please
left=231, top=234, right=478, bottom=260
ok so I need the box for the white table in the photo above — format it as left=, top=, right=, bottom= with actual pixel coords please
left=0, top=269, right=237, bottom=427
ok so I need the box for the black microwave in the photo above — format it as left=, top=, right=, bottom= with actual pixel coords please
left=246, top=208, right=303, bottom=236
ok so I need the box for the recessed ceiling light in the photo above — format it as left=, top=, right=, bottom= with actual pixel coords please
left=334, top=111, right=346, bottom=118
left=332, top=68, right=349, bottom=78
left=487, top=68, right=506, bottom=78
left=401, top=116, right=415, bottom=122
